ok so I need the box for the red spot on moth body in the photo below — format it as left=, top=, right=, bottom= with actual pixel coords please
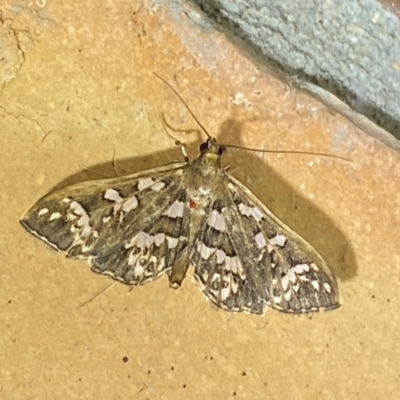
left=189, top=199, right=198, bottom=209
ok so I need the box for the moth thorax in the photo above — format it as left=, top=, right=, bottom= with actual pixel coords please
left=189, top=186, right=213, bottom=209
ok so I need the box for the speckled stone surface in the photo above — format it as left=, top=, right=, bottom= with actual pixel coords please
left=1, top=1, right=400, bottom=398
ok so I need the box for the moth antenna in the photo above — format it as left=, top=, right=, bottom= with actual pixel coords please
left=154, top=72, right=212, bottom=140
left=224, top=143, right=353, bottom=163
left=154, top=73, right=351, bottom=162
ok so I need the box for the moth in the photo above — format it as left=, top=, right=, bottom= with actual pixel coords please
left=21, top=137, right=340, bottom=314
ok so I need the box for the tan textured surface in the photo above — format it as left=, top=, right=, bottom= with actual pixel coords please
left=1, top=1, right=400, bottom=399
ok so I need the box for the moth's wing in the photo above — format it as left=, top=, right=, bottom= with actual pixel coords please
left=191, top=175, right=340, bottom=315
left=191, top=191, right=268, bottom=314
left=21, top=162, right=191, bottom=286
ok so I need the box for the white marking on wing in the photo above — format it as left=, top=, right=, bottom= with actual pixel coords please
left=128, top=252, right=139, bottom=266
left=81, top=243, right=93, bottom=253
left=284, top=291, right=292, bottom=301
left=70, top=201, right=87, bottom=218
left=38, top=208, right=49, bottom=216
left=210, top=273, right=221, bottom=291
left=126, top=232, right=170, bottom=250
left=163, top=200, right=184, bottom=218
left=311, top=280, right=320, bottom=291
left=323, top=282, right=332, bottom=293
left=154, top=233, right=166, bottom=246
left=225, top=256, right=236, bottom=274
left=113, top=203, right=122, bottom=214
left=81, top=223, right=92, bottom=238
left=157, top=257, right=166, bottom=272
left=287, top=268, right=297, bottom=283
left=104, top=188, right=123, bottom=202
left=225, top=256, right=244, bottom=278
left=70, top=234, right=83, bottom=247
left=281, top=275, right=289, bottom=291
left=102, top=216, right=111, bottom=224
left=273, top=296, right=282, bottom=304
left=269, top=233, right=287, bottom=247
left=238, top=203, right=263, bottom=222
left=145, top=234, right=155, bottom=247
left=49, top=211, right=61, bottom=221
left=197, top=242, right=215, bottom=260
left=216, top=249, right=226, bottom=264
left=255, top=232, right=266, bottom=248
left=126, top=231, right=148, bottom=248
left=138, top=177, right=155, bottom=191
left=231, top=278, right=239, bottom=294
left=151, top=181, right=166, bottom=192
left=293, top=263, right=310, bottom=274
left=167, top=237, right=178, bottom=249
left=77, top=214, right=90, bottom=227
left=298, top=275, right=309, bottom=282
left=310, top=263, right=319, bottom=271
left=122, top=196, right=138, bottom=212
left=208, top=210, right=226, bottom=231
left=250, top=207, right=263, bottom=222
left=220, top=276, right=231, bottom=301
left=134, top=263, right=145, bottom=278
left=67, top=200, right=96, bottom=242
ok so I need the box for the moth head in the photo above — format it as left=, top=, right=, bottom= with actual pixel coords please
left=199, top=138, right=226, bottom=157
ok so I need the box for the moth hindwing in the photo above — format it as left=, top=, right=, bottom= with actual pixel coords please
left=21, top=139, right=340, bottom=315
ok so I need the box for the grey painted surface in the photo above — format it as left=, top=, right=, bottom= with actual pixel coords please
left=184, top=0, right=400, bottom=143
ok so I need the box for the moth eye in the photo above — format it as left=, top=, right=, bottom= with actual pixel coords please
left=218, top=146, right=225, bottom=155
left=199, top=142, right=209, bottom=153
